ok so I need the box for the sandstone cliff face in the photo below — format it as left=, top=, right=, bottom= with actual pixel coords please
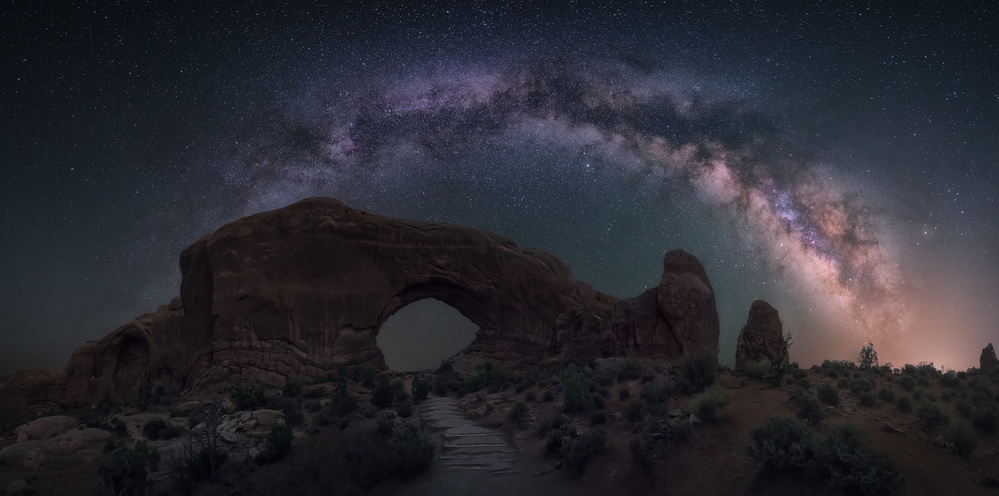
left=1, top=198, right=720, bottom=411
left=982, top=343, right=999, bottom=370
left=734, top=300, right=789, bottom=370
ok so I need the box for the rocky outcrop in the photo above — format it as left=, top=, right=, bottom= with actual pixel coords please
left=734, top=300, right=789, bottom=370
left=982, top=343, right=999, bottom=370
left=1, top=197, right=720, bottom=411
left=14, top=416, right=77, bottom=442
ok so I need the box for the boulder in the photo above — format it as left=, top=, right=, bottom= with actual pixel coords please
left=734, top=300, right=789, bottom=370
left=14, top=416, right=77, bottom=442
left=47, top=428, right=111, bottom=452
left=1, top=198, right=722, bottom=410
left=981, top=343, right=998, bottom=370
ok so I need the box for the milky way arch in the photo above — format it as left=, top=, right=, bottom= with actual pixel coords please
left=231, top=57, right=910, bottom=353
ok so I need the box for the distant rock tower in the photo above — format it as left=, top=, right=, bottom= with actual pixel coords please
left=735, top=300, right=790, bottom=371
left=981, top=343, right=999, bottom=370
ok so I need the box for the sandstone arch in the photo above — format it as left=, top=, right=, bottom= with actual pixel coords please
left=1, top=198, right=720, bottom=411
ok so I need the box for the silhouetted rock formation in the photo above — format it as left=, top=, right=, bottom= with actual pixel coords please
left=0, top=198, right=720, bottom=412
left=734, top=300, right=789, bottom=370
left=982, top=343, right=999, bottom=370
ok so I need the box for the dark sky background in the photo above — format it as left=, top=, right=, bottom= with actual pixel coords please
left=1, top=1, right=997, bottom=374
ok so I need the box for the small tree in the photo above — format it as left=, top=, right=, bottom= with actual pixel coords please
left=858, top=342, right=879, bottom=370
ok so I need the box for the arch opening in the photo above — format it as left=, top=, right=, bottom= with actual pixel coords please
left=376, top=298, right=479, bottom=371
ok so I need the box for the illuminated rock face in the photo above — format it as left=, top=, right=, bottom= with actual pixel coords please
left=982, top=343, right=999, bottom=370
left=1, top=198, right=720, bottom=411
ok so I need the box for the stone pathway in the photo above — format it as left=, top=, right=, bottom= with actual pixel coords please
left=419, top=396, right=519, bottom=475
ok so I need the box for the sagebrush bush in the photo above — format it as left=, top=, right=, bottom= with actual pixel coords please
left=898, top=376, right=916, bottom=392
left=508, top=402, right=528, bottom=425
left=560, top=367, right=592, bottom=414
left=748, top=416, right=903, bottom=496
left=231, top=381, right=267, bottom=411
left=940, top=371, right=961, bottom=388
left=626, top=399, right=646, bottom=423
left=94, top=440, right=160, bottom=496
left=268, top=424, right=293, bottom=460
left=878, top=387, right=896, bottom=403
left=971, top=406, right=998, bottom=435
left=917, top=402, right=950, bottom=432
left=850, top=377, right=874, bottom=395
left=745, top=359, right=771, bottom=381
left=640, top=381, right=672, bottom=406
left=791, top=368, right=808, bottom=380
left=562, top=427, right=608, bottom=473
left=794, top=389, right=825, bottom=425
left=817, top=383, right=841, bottom=407
left=857, top=391, right=877, bottom=408
left=617, top=356, right=645, bottom=382
left=371, top=377, right=394, bottom=408
left=944, top=422, right=978, bottom=458
left=689, top=386, right=730, bottom=425
left=676, top=352, right=717, bottom=394
left=896, top=394, right=913, bottom=413
left=542, top=389, right=556, bottom=402
left=411, top=376, right=429, bottom=403
left=955, top=399, right=973, bottom=418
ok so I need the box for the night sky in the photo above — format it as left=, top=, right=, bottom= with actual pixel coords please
left=2, top=1, right=997, bottom=374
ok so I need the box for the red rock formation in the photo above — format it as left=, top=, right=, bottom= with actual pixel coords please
left=0, top=198, right=721, bottom=412
left=734, top=300, right=789, bottom=370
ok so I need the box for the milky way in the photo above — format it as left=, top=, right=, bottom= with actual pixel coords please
left=233, top=57, right=911, bottom=364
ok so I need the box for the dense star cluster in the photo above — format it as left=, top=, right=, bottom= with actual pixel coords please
left=1, top=2, right=996, bottom=373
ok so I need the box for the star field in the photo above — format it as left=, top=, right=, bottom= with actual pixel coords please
left=1, top=1, right=997, bottom=373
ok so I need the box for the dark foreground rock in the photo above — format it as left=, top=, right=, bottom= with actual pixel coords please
left=1, top=198, right=720, bottom=412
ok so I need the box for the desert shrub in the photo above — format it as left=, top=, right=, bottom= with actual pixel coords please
left=411, top=376, right=429, bottom=403
left=944, top=422, right=978, bottom=458
left=560, top=427, right=608, bottom=473
left=858, top=342, right=878, bottom=370
left=971, top=406, right=998, bottom=435
left=395, top=401, right=413, bottom=418
left=794, top=389, right=825, bottom=425
left=817, top=383, right=841, bottom=407
left=747, top=415, right=820, bottom=473
left=560, top=367, right=592, bottom=414
left=269, top=423, right=293, bottom=458
left=955, top=399, right=973, bottom=418
left=142, top=419, right=168, bottom=440
left=850, top=377, right=874, bottom=395
left=791, top=367, right=808, bottom=380
left=542, top=390, right=556, bottom=402
left=371, top=377, right=394, bottom=408
left=626, top=399, right=646, bottom=423
left=940, top=389, right=955, bottom=402
left=917, top=375, right=931, bottom=387
left=544, top=424, right=575, bottom=455
left=878, top=387, right=896, bottom=403
left=230, top=381, right=266, bottom=411
left=745, top=359, right=771, bottom=381
left=590, top=410, right=608, bottom=425
left=857, top=391, right=877, bottom=408
left=94, top=440, right=161, bottom=496
left=525, top=391, right=537, bottom=402
left=940, top=371, right=961, bottom=388
left=820, top=422, right=905, bottom=496
left=266, top=395, right=304, bottom=427
left=618, top=387, right=630, bottom=401
left=630, top=438, right=656, bottom=474
left=688, top=384, right=731, bottom=425
left=325, top=422, right=435, bottom=493
left=328, top=383, right=359, bottom=419
left=462, top=361, right=513, bottom=394
left=896, top=394, right=913, bottom=413
left=357, top=364, right=377, bottom=388
left=640, top=381, right=672, bottom=407
left=282, top=377, right=303, bottom=398
left=911, top=387, right=924, bottom=401
left=508, top=402, right=528, bottom=425
left=796, top=377, right=812, bottom=389
left=617, top=356, right=645, bottom=382
left=537, top=411, right=567, bottom=436
left=748, top=417, right=903, bottom=496
left=676, top=351, right=717, bottom=394
left=917, top=402, right=950, bottom=432
left=898, top=376, right=916, bottom=391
